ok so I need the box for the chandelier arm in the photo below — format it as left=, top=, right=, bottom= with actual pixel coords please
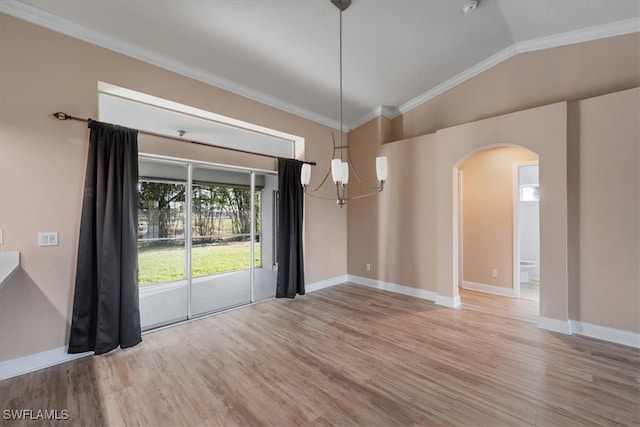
left=346, top=146, right=384, bottom=190
left=304, top=186, right=381, bottom=202
left=303, top=191, right=345, bottom=201
left=307, top=166, right=332, bottom=193
left=345, top=187, right=383, bottom=200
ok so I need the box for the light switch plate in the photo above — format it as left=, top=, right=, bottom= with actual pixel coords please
left=38, top=232, right=59, bottom=247
left=0, top=228, right=3, bottom=245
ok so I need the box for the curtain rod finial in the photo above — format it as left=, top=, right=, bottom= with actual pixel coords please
left=53, top=112, right=71, bottom=120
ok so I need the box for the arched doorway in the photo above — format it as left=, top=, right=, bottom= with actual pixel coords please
left=456, top=146, right=539, bottom=305
left=434, top=103, right=571, bottom=333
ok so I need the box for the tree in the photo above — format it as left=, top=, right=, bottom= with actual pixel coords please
left=227, top=187, right=251, bottom=235
left=192, top=186, right=217, bottom=238
left=139, top=182, right=185, bottom=238
left=139, top=182, right=260, bottom=241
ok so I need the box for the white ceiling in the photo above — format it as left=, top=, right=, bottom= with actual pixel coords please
left=3, top=0, right=639, bottom=130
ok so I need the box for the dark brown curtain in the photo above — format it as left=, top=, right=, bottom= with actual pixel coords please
left=276, top=158, right=306, bottom=298
left=68, top=120, right=142, bottom=355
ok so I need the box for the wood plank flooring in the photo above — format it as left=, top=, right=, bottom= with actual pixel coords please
left=1, top=284, right=638, bottom=426
left=520, top=283, right=540, bottom=302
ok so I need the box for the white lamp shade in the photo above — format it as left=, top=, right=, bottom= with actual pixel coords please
left=331, top=159, right=343, bottom=183
left=376, top=156, right=388, bottom=181
left=300, top=163, right=311, bottom=186
left=341, top=162, right=349, bottom=184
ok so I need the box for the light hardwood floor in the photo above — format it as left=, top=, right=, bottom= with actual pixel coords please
left=1, top=284, right=638, bottom=426
left=520, top=282, right=540, bottom=302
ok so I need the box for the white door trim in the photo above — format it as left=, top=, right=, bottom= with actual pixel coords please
left=458, top=170, right=464, bottom=289
left=513, top=160, right=539, bottom=299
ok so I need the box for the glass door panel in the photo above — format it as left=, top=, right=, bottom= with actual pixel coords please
left=190, top=166, right=252, bottom=316
left=138, top=158, right=279, bottom=330
left=137, top=159, right=188, bottom=330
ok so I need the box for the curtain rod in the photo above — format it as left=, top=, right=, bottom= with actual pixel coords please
left=52, top=112, right=316, bottom=166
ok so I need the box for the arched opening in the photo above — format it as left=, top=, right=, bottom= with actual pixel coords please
left=454, top=145, right=540, bottom=310
left=434, top=102, right=570, bottom=333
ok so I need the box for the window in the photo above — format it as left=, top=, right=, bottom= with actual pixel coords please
left=191, top=183, right=261, bottom=278
left=137, top=181, right=263, bottom=285
left=520, top=185, right=540, bottom=202
left=137, top=181, right=187, bottom=286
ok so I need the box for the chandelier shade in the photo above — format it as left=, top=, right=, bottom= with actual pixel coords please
left=301, top=163, right=312, bottom=186
left=376, top=157, right=388, bottom=182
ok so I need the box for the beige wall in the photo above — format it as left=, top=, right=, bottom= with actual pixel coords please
left=390, top=33, right=640, bottom=141
left=572, top=88, right=639, bottom=332
left=459, top=147, right=538, bottom=288
left=0, top=14, right=347, bottom=362
left=349, top=90, right=638, bottom=333
left=347, top=116, right=438, bottom=292
left=349, top=102, right=569, bottom=322
left=349, top=32, right=639, bottom=333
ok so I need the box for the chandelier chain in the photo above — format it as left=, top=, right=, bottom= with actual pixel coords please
left=339, top=7, right=344, bottom=163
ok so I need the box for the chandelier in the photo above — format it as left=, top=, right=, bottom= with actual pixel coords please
left=300, top=0, right=388, bottom=207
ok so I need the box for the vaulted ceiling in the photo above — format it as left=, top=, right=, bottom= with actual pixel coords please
left=2, top=0, right=639, bottom=130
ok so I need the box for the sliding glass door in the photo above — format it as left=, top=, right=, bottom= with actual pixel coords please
left=190, top=165, right=253, bottom=316
left=137, top=157, right=277, bottom=330
left=137, top=159, right=189, bottom=329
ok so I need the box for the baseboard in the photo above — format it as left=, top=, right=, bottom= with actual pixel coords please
left=461, top=281, right=515, bottom=298
left=0, top=346, right=93, bottom=381
left=305, top=275, right=348, bottom=293
left=537, top=316, right=572, bottom=335
left=569, top=320, right=640, bottom=349
left=435, top=294, right=462, bottom=308
left=347, top=275, right=438, bottom=302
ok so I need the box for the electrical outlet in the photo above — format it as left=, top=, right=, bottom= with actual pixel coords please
left=491, top=269, right=498, bottom=278
left=365, top=263, right=371, bottom=271
left=38, top=232, right=59, bottom=247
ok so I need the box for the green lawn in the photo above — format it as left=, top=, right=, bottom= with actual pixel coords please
left=138, top=241, right=261, bottom=286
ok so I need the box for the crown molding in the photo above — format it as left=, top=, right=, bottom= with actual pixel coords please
left=3, top=1, right=638, bottom=131
left=515, top=17, right=640, bottom=55
left=0, top=0, right=345, bottom=131
left=398, top=18, right=640, bottom=115
left=380, top=105, right=402, bottom=119
left=348, top=105, right=401, bottom=130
